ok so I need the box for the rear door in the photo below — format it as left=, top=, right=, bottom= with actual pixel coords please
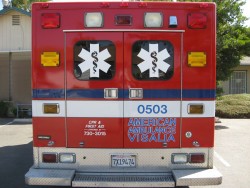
left=123, top=32, right=182, bottom=148
left=65, top=31, right=182, bottom=148
left=65, top=32, right=124, bottom=148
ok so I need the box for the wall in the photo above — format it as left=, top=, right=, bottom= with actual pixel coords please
left=221, top=65, right=250, bottom=95
left=0, top=52, right=31, bottom=104
left=0, top=11, right=31, bottom=51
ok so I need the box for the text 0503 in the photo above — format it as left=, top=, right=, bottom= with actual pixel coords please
left=137, top=104, right=167, bottom=114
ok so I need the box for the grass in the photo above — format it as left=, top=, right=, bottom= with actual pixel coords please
left=216, top=94, right=250, bottom=118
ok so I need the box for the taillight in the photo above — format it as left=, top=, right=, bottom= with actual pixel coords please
left=190, top=153, right=205, bottom=163
left=41, top=13, right=60, bottom=29
left=171, top=153, right=205, bottom=164
left=42, top=153, right=58, bottom=163
left=188, top=13, right=207, bottom=29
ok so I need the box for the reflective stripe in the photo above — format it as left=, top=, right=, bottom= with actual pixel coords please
left=32, top=89, right=215, bottom=99
left=67, top=101, right=123, bottom=118
left=32, top=100, right=215, bottom=118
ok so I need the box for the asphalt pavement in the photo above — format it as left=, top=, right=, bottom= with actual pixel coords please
left=0, top=118, right=250, bottom=188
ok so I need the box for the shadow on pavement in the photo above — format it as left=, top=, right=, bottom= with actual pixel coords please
left=0, top=142, right=33, bottom=188
left=0, top=118, right=14, bottom=125
left=215, top=125, right=229, bottom=130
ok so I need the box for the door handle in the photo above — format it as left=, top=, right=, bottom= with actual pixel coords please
left=104, top=88, right=118, bottom=99
left=129, top=88, right=143, bottom=99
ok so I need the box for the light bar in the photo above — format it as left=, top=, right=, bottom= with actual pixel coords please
left=144, top=12, right=163, bottom=28
left=85, top=12, right=103, bottom=28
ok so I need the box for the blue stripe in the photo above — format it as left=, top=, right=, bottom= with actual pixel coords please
left=33, top=89, right=215, bottom=99
left=67, top=89, right=124, bottom=98
left=183, top=89, right=216, bottom=99
left=123, top=89, right=181, bottom=99
left=33, top=89, right=64, bottom=98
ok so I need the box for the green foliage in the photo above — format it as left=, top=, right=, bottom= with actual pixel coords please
left=216, top=94, right=250, bottom=118
left=12, top=0, right=48, bottom=12
left=143, top=0, right=250, bottom=82
left=215, top=0, right=249, bottom=81
left=0, top=101, right=9, bottom=117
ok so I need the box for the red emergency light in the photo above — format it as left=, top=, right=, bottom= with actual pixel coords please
left=188, top=13, right=207, bottom=29
left=115, top=15, right=132, bottom=25
left=41, top=13, right=60, bottom=29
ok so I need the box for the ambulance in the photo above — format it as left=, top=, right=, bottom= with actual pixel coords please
left=25, top=1, right=222, bottom=187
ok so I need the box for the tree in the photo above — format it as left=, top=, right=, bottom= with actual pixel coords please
left=215, top=0, right=249, bottom=81
left=12, top=0, right=48, bottom=12
left=144, top=0, right=250, bottom=82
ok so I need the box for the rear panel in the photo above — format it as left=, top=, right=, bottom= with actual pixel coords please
left=31, top=0, right=216, bottom=176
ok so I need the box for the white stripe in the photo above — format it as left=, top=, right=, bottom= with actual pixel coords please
left=0, top=121, right=14, bottom=128
left=124, top=101, right=180, bottom=117
left=214, top=151, right=231, bottom=167
left=67, top=101, right=123, bottom=117
left=32, top=100, right=215, bottom=118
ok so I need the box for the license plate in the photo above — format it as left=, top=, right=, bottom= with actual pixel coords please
left=111, top=154, right=136, bottom=168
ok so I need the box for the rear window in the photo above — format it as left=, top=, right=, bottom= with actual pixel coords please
left=74, top=41, right=115, bottom=80
left=132, top=41, right=174, bottom=80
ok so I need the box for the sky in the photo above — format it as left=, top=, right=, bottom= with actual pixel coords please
left=0, top=0, right=250, bottom=26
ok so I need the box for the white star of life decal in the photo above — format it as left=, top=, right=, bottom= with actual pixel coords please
left=78, top=44, right=111, bottom=78
left=137, top=44, right=170, bottom=78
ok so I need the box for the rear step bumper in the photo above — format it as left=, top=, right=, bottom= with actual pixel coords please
left=25, top=168, right=222, bottom=187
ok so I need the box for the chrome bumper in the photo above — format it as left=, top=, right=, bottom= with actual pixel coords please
left=25, top=167, right=222, bottom=187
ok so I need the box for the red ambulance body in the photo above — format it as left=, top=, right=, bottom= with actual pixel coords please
left=25, top=1, right=222, bottom=187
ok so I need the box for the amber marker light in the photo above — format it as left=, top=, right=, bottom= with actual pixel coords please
left=41, top=52, right=60, bottom=67
left=188, top=52, right=206, bottom=67
left=43, top=103, right=60, bottom=114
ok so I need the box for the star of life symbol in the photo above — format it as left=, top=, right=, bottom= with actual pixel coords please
left=137, top=44, right=170, bottom=78
left=78, top=44, right=111, bottom=78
